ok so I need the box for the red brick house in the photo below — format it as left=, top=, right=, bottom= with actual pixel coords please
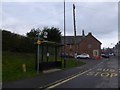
left=61, top=31, right=102, bottom=58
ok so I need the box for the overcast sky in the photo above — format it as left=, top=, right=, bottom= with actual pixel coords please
left=1, top=0, right=119, bottom=48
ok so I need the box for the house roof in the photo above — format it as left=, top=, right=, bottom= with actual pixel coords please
left=61, top=32, right=102, bottom=45
left=86, top=32, right=102, bottom=44
left=61, top=36, right=84, bottom=45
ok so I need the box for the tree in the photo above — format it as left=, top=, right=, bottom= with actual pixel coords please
left=27, top=27, right=62, bottom=43
left=42, top=27, right=61, bottom=43
left=26, top=28, right=38, bottom=40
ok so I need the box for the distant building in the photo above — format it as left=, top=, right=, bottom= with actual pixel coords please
left=101, top=47, right=114, bottom=54
left=113, top=41, right=120, bottom=56
left=61, top=30, right=102, bottom=58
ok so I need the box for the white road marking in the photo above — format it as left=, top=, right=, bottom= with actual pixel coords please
left=86, top=68, right=118, bottom=78
left=44, top=67, right=97, bottom=89
left=40, top=61, right=106, bottom=89
left=101, top=73, right=110, bottom=77
left=110, top=73, right=118, bottom=78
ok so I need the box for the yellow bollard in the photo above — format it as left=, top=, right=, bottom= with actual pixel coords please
left=22, top=64, right=26, bottom=72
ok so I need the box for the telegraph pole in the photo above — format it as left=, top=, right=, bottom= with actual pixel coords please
left=73, top=4, right=77, bottom=57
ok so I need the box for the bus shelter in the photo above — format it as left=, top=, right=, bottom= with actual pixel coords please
left=35, top=41, right=63, bottom=71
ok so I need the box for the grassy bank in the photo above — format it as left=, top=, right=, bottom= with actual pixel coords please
left=2, top=51, right=37, bottom=82
left=2, top=51, right=86, bottom=82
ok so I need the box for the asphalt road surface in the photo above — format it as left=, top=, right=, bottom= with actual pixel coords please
left=47, top=56, right=118, bottom=88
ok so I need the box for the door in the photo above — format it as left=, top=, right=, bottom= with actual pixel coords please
left=93, top=50, right=99, bottom=57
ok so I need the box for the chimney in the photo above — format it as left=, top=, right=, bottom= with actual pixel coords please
left=88, top=32, right=92, bottom=35
left=82, top=29, right=85, bottom=37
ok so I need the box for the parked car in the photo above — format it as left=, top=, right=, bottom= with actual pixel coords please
left=101, top=53, right=109, bottom=58
left=60, top=53, right=68, bottom=58
left=109, top=53, right=114, bottom=56
left=60, top=53, right=73, bottom=58
left=76, top=53, right=90, bottom=59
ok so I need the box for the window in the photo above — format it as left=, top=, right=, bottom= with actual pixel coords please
left=88, top=44, right=92, bottom=48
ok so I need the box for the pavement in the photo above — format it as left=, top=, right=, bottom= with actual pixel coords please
left=2, top=58, right=105, bottom=89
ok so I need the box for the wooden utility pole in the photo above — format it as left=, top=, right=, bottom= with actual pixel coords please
left=73, top=4, right=77, bottom=56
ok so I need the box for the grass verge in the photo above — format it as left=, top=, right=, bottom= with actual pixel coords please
left=2, top=51, right=86, bottom=82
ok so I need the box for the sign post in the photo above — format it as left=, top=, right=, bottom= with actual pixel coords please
left=36, top=28, right=42, bottom=74
left=36, top=29, right=48, bottom=73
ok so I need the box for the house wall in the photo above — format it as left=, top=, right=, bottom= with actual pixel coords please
left=61, top=33, right=101, bottom=58
left=78, top=34, right=101, bottom=58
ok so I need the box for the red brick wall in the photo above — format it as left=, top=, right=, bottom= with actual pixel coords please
left=62, top=33, right=101, bottom=58
left=78, top=34, right=101, bottom=58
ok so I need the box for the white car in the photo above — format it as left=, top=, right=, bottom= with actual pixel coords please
left=76, top=53, right=90, bottom=59
left=109, top=53, right=114, bottom=56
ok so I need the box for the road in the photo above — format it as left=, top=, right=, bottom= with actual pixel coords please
left=46, top=56, right=118, bottom=88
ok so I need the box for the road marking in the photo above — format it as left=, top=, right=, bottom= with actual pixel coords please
left=41, top=61, right=105, bottom=89
left=43, top=67, right=97, bottom=89
left=94, top=72, right=101, bottom=76
left=101, top=73, right=110, bottom=77
left=97, top=68, right=116, bottom=72
left=103, top=69, right=109, bottom=71
left=86, top=68, right=118, bottom=78
left=39, top=61, right=106, bottom=89
left=110, top=73, right=118, bottom=78
left=86, top=71, right=95, bottom=76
